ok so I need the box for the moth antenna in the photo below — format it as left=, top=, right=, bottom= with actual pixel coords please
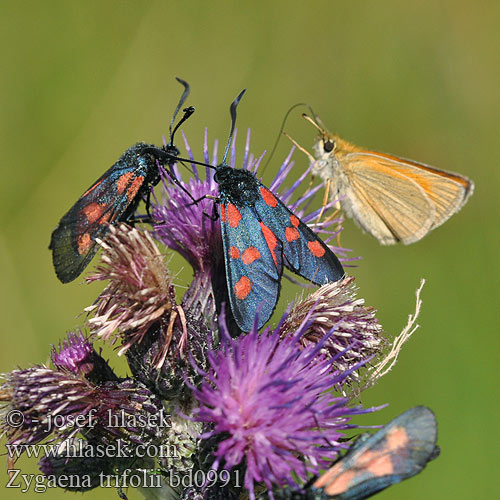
left=222, top=89, right=246, bottom=165
left=170, top=106, right=195, bottom=146
left=168, top=77, right=192, bottom=145
left=262, top=102, right=319, bottom=173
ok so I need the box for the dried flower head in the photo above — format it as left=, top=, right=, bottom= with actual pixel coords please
left=280, top=276, right=386, bottom=385
left=85, top=223, right=186, bottom=364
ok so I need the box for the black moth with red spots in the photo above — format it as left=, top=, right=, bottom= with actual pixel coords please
left=50, top=78, right=193, bottom=283
left=214, top=164, right=345, bottom=332
left=50, top=143, right=172, bottom=283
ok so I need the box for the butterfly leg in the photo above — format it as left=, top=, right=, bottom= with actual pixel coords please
left=319, top=196, right=343, bottom=247
left=315, top=177, right=331, bottom=225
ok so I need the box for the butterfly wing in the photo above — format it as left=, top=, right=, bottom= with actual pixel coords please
left=337, top=155, right=434, bottom=245
left=254, top=185, right=344, bottom=284
left=50, top=148, right=153, bottom=283
left=219, top=201, right=283, bottom=332
left=338, top=150, right=473, bottom=245
left=353, top=151, right=473, bottom=227
left=314, top=406, right=439, bottom=499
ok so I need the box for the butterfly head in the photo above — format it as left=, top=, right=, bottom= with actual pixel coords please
left=314, top=132, right=339, bottom=163
left=301, top=114, right=341, bottom=179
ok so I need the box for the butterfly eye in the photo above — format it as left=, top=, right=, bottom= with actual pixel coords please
left=323, top=140, right=335, bottom=153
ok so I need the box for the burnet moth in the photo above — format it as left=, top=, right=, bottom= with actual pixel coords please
left=212, top=90, right=345, bottom=331
left=312, top=406, right=439, bottom=499
left=49, top=78, right=194, bottom=283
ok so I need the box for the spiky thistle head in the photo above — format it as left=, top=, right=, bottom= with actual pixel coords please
left=191, top=311, right=378, bottom=499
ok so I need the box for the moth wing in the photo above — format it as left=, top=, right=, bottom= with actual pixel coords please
left=353, top=151, right=474, bottom=229
left=50, top=164, right=147, bottom=283
left=254, top=186, right=344, bottom=285
left=219, top=202, right=283, bottom=332
left=314, top=406, right=439, bottom=500
left=342, top=154, right=436, bottom=245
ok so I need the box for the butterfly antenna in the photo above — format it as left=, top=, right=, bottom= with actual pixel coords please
left=262, top=102, right=320, bottom=174
left=222, top=89, right=246, bottom=165
left=302, top=113, right=326, bottom=133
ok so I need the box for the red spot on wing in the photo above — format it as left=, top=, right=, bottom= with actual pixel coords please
left=227, top=204, right=242, bottom=228
left=314, top=424, right=411, bottom=496
left=364, top=450, right=394, bottom=477
left=241, top=247, right=261, bottom=265
left=308, top=240, right=325, bottom=257
left=127, top=176, right=145, bottom=201
left=234, top=276, right=252, bottom=300
left=313, top=462, right=342, bottom=489
left=285, top=226, right=300, bottom=242
left=220, top=204, right=227, bottom=224
left=260, top=187, right=278, bottom=207
left=99, top=213, right=111, bottom=225
left=319, top=468, right=358, bottom=496
left=386, top=426, right=409, bottom=450
left=229, top=246, right=240, bottom=259
left=82, top=203, right=108, bottom=224
left=259, top=222, right=279, bottom=267
left=82, top=179, right=104, bottom=197
left=290, top=214, right=300, bottom=227
left=362, top=426, right=409, bottom=477
left=116, top=172, right=135, bottom=194
left=77, top=233, right=92, bottom=255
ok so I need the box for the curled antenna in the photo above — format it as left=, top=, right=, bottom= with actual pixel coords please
left=262, top=102, right=320, bottom=173
left=168, top=77, right=191, bottom=142
left=222, top=89, right=246, bottom=165
left=170, top=105, right=195, bottom=147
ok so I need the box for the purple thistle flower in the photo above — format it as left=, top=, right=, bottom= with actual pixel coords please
left=51, top=331, right=118, bottom=383
left=279, top=276, right=386, bottom=387
left=191, top=311, right=377, bottom=499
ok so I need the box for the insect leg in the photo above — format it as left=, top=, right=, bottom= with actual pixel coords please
left=315, top=177, right=331, bottom=225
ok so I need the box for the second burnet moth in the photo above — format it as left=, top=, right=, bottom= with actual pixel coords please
left=312, top=406, right=439, bottom=499
left=261, top=406, right=439, bottom=499
left=49, top=78, right=194, bottom=283
left=212, top=90, right=345, bottom=332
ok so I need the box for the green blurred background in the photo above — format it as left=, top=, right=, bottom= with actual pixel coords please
left=1, top=1, right=498, bottom=499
